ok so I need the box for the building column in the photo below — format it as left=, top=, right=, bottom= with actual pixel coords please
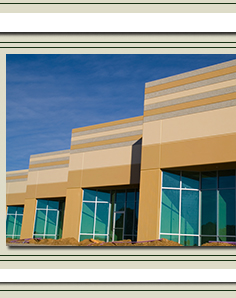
left=62, top=188, right=83, bottom=240
left=137, top=168, right=162, bottom=241
left=20, top=198, right=36, bottom=239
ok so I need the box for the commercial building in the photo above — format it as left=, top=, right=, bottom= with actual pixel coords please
left=6, top=59, right=236, bottom=246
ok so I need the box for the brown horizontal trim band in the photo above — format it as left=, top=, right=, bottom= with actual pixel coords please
left=68, top=163, right=141, bottom=188
left=160, top=132, right=236, bottom=169
left=141, top=132, right=236, bottom=171
left=6, top=175, right=28, bottom=180
left=144, top=91, right=236, bottom=117
left=72, top=116, right=143, bottom=133
left=145, top=65, right=236, bottom=95
left=6, top=193, right=26, bottom=206
left=29, top=160, right=69, bottom=169
left=70, top=134, right=142, bottom=150
left=26, top=182, right=67, bottom=199
left=167, top=161, right=236, bottom=172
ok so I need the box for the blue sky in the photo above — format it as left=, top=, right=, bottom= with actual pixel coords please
left=6, top=54, right=236, bottom=171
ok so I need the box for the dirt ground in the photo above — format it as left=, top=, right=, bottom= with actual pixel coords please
left=6, top=237, right=236, bottom=246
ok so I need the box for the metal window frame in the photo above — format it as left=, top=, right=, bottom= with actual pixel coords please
left=33, top=199, right=61, bottom=240
left=6, top=206, right=24, bottom=239
left=160, top=169, right=236, bottom=246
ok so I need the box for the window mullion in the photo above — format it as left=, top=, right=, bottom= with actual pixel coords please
left=44, top=203, right=48, bottom=239
left=198, top=172, right=202, bottom=247
left=178, top=172, right=182, bottom=244
left=93, top=192, right=98, bottom=239
left=12, top=210, right=17, bottom=239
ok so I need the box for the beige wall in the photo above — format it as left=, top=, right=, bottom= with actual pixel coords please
left=6, top=180, right=27, bottom=194
left=27, top=167, right=69, bottom=185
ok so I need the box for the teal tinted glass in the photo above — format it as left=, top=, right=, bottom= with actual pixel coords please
left=201, top=190, right=217, bottom=235
left=48, top=200, right=59, bottom=210
left=218, top=170, right=235, bottom=189
left=219, top=189, right=235, bottom=236
left=162, top=171, right=180, bottom=188
left=125, top=210, right=134, bottom=235
left=46, top=210, right=58, bottom=235
left=7, top=206, right=17, bottom=214
left=181, top=190, right=199, bottom=235
left=161, top=189, right=179, bottom=233
left=201, top=171, right=217, bottom=189
left=37, top=200, right=48, bottom=209
left=182, top=172, right=199, bottom=189
left=95, top=203, right=109, bottom=234
left=219, top=236, right=236, bottom=242
left=114, top=213, right=124, bottom=229
left=97, top=190, right=110, bottom=202
left=83, top=189, right=96, bottom=201
left=6, top=214, right=15, bottom=235
left=94, top=235, right=107, bottom=241
left=34, top=209, right=46, bottom=234
left=57, top=201, right=65, bottom=238
left=124, top=235, right=133, bottom=240
left=126, top=191, right=135, bottom=209
left=114, top=228, right=123, bottom=241
left=80, top=235, right=91, bottom=241
left=16, top=206, right=24, bottom=215
left=125, top=190, right=135, bottom=234
left=180, top=236, right=198, bottom=246
left=80, top=202, right=95, bottom=233
left=14, top=215, right=23, bottom=236
left=201, top=236, right=216, bottom=245
left=115, top=191, right=126, bottom=211
left=134, top=192, right=139, bottom=234
left=45, top=235, right=55, bottom=239
left=160, top=234, right=179, bottom=243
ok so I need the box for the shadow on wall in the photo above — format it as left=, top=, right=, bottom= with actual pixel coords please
left=130, top=138, right=142, bottom=185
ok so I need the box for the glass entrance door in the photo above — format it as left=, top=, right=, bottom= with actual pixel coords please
left=112, top=211, right=125, bottom=241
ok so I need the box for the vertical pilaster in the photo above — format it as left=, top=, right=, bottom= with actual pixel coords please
left=137, top=168, right=162, bottom=241
left=20, top=198, right=36, bottom=239
left=62, top=187, right=83, bottom=240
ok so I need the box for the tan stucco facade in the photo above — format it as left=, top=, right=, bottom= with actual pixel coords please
left=6, top=59, right=236, bottom=242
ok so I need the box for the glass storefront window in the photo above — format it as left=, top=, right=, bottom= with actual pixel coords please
left=218, top=170, right=235, bottom=189
left=162, top=170, right=180, bottom=188
left=161, top=169, right=236, bottom=246
left=33, top=199, right=65, bottom=239
left=80, top=188, right=139, bottom=242
left=181, top=190, right=199, bottom=235
left=161, top=189, right=179, bottom=234
left=6, top=205, right=24, bottom=239
left=201, top=190, right=217, bottom=236
left=201, top=171, right=217, bottom=189
left=218, top=189, right=235, bottom=236
left=182, top=172, right=199, bottom=189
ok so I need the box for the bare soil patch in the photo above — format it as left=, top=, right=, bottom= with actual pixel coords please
left=6, top=237, right=236, bottom=246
